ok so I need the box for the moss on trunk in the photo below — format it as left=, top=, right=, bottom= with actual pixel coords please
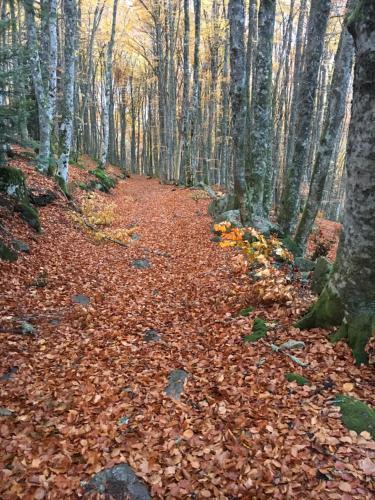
left=298, top=286, right=374, bottom=365
left=0, top=166, right=41, bottom=232
left=296, top=285, right=344, bottom=329
left=330, top=314, right=374, bottom=365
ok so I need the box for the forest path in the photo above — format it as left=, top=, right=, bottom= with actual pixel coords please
left=0, top=176, right=374, bottom=498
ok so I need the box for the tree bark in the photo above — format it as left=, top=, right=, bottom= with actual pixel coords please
left=57, top=0, right=77, bottom=184
left=278, top=0, right=331, bottom=234
left=228, top=0, right=249, bottom=223
left=294, top=13, right=354, bottom=249
left=191, top=0, right=201, bottom=184
left=298, top=0, right=375, bottom=365
left=179, top=0, right=190, bottom=185
left=98, top=0, right=118, bottom=169
left=24, top=0, right=57, bottom=173
left=246, top=0, right=276, bottom=219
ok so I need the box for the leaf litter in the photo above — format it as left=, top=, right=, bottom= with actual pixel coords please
left=0, top=156, right=374, bottom=498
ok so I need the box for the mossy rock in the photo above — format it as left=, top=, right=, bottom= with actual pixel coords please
left=334, top=395, right=375, bottom=439
left=15, top=203, right=41, bottom=232
left=91, top=168, right=117, bottom=193
left=244, top=317, right=267, bottom=343
left=0, top=166, right=41, bottom=232
left=0, top=241, right=18, bottom=262
left=0, top=166, right=28, bottom=203
left=285, top=372, right=310, bottom=386
left=208, top=193, right=238, bottom=217
left=239, top=305, right=254, bottom=317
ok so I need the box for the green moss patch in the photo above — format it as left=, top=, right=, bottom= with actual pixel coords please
left=296, top=285, right=344, bottom=330
left=244, top=317, right=267, bottom=343
left=285, top=372, right=310, bottom=386
left=15, top=203, right=41, bottom=232
left=239, top=305, right=254, bottom=317
left=330, top=314, right=374, bottom=365
left=0, top=241, right=18, bottom=262
left=281, top=236, right=302, bottom=257
left=334, top=395, right=375, bottom=439
left=0, top=166, right=28, bottom=202
left=91, top=168, right=117, bottom=193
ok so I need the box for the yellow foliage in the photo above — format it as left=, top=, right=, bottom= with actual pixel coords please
left=214, top=220, right=293, bottom=268
left=81, top=194, right=116, bottom=226
left=72, top=193, right=137, bottom=246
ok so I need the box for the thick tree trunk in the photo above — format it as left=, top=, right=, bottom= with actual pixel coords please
left=278, top=0, right=331, bottom=234
left=294, top=14, right=354, bottom=249
left=228, top=0, right=249, bottom=222
left=57, top=0, right=77, bottom=184
left=298, top=0, right=375, bottom=365
left=246, top=0, right=276, bottom=219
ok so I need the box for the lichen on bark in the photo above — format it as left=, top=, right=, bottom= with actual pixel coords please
left=298, top=0, right=375, bottom=365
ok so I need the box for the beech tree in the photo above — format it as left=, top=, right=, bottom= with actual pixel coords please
left=298, top=0, right=375, bottom=364
left=24, top=0, right=57, bottom=173
left=246, top=0, right=276, bottom=220
left=294, top=2, right=355, bottom=249
left=57, top=0, right=77, bottom=185
left=99, top=0, right=118, bottom=169
left=278, top=0, right=332, bottom=234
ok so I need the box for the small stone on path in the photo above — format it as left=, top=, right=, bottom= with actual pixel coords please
left=279, top=340, right=306, bottom=351
left=165, top=369, right=189, bottom=400
left=72, top=294, right=90, bottom=305
left=143, top=329, right=161, bottom=342
left=0, top=366, right=18, bottom=381
left=12, top=239, right=30, bottom=253
left=132, top=259, right=151, bottom=269
left=21, top=321, right=35, bottom=335
left=0, top=407, right=13, bottom=416
left=84, top=463, right=151, bottom=500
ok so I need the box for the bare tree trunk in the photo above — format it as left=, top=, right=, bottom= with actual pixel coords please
left=98, top=0, right=118, bottom=168
left=294, top=3, right=355, bottom=249
left=179, top=0, right=190, bottom=185
left=24, top=0, right=57, bottom=173
left=191, top=0, right=201, bottom=184
left=282, top=0, right=308, bottom=195
left=57, top=0, right=77, bottom=184
left=229, top=0, right=249, bottom=223
left=247, top=0, right=276, bottom=219
left=278, top=0, right=331, bottom=234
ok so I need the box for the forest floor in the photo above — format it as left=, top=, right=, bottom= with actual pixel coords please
left=0, top=154, right=374, bottom=499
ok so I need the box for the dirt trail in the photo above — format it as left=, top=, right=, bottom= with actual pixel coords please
left=1, top=175, right=374, bottom=498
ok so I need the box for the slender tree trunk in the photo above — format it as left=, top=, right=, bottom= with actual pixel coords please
left=98, top=0, right=118, bottom=168
left=179, top=0, right=190, bottom=185
left=24, top=0, right=55, bottom=173
left=130, top=75, right=137, bottom=173
left=298, top=0, right=375, bottom=365
left=278, top=0, right=331, bottom=234
left=57, top=0, right=77, bottom=184
left=294, top=21, right=354, bottom=249
left=219, top=29, right=230, bottom=187
left=191, top=0, right=201, bottom=184
left=282, top=0, right=308, bottom=195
